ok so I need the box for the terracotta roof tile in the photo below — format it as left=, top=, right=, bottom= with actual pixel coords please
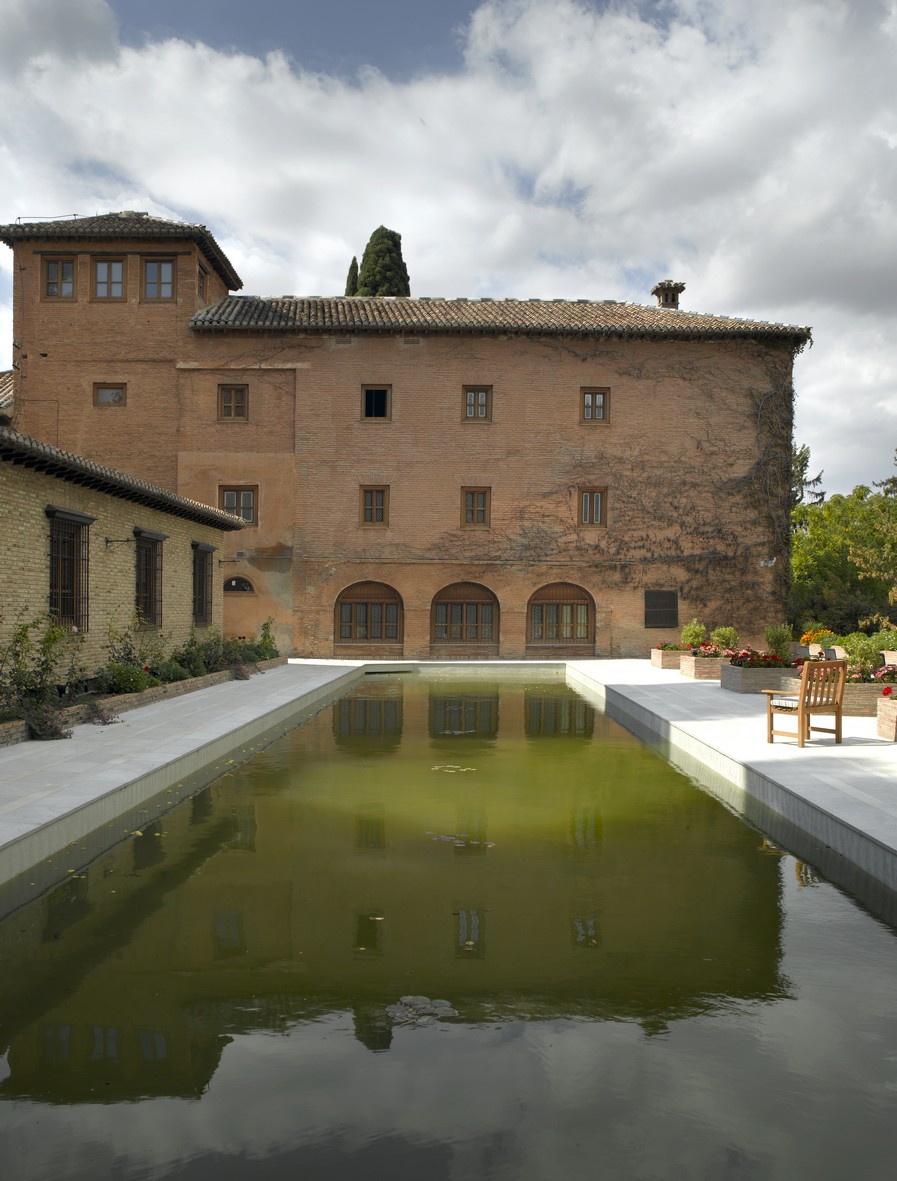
left=0, top=370, right=13, bottom=411
left=0, top=427, right=244, bottom=530
left=0, top=212, right=242, bottom=291
left=190, top=295, right=811, bottom=344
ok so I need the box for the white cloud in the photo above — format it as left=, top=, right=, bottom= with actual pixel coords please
left=1, top=0, right=896, bottom=490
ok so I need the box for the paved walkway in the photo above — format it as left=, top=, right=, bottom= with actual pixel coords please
left=0, top=659, right=896, bottom=909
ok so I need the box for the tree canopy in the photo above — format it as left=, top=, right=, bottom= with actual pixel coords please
left=355, top=226, right=410, bottom=297
left=789, top=486, right=892, bottom=633
left=345, top=256, right=359, bottom=296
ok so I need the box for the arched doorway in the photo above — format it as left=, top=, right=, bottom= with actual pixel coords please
left=430, top=582, right=499, bottom=658
left=526, top=582, right=595, bottom=656
left=335, top=581, right=404, bottom=655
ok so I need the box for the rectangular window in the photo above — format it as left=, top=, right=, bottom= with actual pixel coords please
left=143, top=258, right=175, bottom=301
left=462, top=487, right=491, bottom=526
left=46, top=507, right=93, bottom=629
left=134, top=529, right=165, bottom=627
left=93, top=383, right=127, bottom=406
left=579, top=487, right=607, bottom=526
left=581, top=388, right=609, bottom=423
left=192, top=542, right=215, bottom=626
left=644, top=590, right=679, bottom=628
left=360, top=486, right=389, bottom=526
left=44, top=257, right=76, bottom=300
left=198, top=265, right=208, bottom=301
left=220, top=485, right=257, bottom=524
left=361, top=386, right=391, bottom=419
left=463, top=386, right=492, bottom=421
left=217, top=385, right=248, bottom=420
left=93, top=258, right=124, bottom=300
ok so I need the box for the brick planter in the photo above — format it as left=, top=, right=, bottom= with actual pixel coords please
left=877, top=697, right=897, bottom=739
left=840, top=683, right=892, bottom=718
left=721, top=666, right=802, bottom=694
left=0, top=656, right=288, bottom=748
left=679, top=655, right=726, bottom=680
left=651, top=649, right=684, bottom=669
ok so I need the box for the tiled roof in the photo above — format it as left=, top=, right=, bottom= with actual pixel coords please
left=0, top=212, right=242, bottom=291
left=190, top=295, right=811, bottom=344
left=0, top=427, right=244, bottom=530
left=0, top=370, right=13, bottom=411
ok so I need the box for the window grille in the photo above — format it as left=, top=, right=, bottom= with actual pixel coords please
left=47, top=510, right=91, bottom=629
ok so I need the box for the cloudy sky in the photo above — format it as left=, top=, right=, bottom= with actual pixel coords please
left=1, top=0, right=895, bottom=494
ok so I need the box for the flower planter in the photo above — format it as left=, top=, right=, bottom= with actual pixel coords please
left=679, top=655, right=726, bottom=680
left=721, top=666, right=802, bottom=694
left=840, top=683, right=892, bottom=718
left=877, top=697, right=897, bottom=740
left=651, top=649, right=683, bottom=669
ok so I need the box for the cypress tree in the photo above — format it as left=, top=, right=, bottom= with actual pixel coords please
left=356, top=226, right=410, bottom=297
left=345, top=255, right=359, bottom=296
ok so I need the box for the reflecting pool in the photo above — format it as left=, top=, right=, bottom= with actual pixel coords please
left=2, top=677, right=897, bottom=1180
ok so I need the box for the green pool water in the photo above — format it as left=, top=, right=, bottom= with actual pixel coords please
left=2, top=676, right=897, bottom=1180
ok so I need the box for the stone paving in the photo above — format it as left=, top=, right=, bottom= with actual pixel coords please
left=0, top=658, right=895, bottom=904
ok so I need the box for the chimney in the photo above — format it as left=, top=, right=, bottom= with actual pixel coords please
left=652, top=280, right=685, bottom=310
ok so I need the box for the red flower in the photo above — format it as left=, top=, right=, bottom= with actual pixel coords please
left=883, top=686, right=893, bottom=697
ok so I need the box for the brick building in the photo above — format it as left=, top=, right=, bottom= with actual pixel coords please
left=0, top=426, right=243, bottom=675
left=0, top=212, right=811, bottom=658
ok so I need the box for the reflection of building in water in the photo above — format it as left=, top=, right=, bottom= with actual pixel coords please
left=332, top=682, right=404, bottom=753
left=429, top=690, right=499, bottom=738
left=525, top=689, right=595, bottom=737
left=0, top=681, right=788, bottom=1102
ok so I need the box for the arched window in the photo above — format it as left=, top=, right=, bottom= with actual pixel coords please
left=335, top=582, right=403, bottom=643
left=527, top=583, right=594, bottom=645
left=224, top=576, right=254, bottom=593
left=431, top=583, right=499, bottom=643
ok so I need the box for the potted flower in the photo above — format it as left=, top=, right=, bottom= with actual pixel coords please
left=650, top=641, right=691, bottom=669
left=721, top=647, right=803, bottom=694
left=877, top=681, right=897, bottom=740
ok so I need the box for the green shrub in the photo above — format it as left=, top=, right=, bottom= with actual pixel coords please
left=154, top=659, right=191, bottom=683
left=764, top=624, right=793, bottom=661
left=680, top=618, right=706, bottom=647
left=840, top=632, right=887, bottom=671
left=710, top=626, right=739, bottom=651
left=101, top=663, right=153, bottom=695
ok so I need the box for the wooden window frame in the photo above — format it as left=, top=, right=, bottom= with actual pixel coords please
left=92, top=383, right=127, bottom=407
left=431, top=584, right=499, bottom=643
left=361, top=385, right=392, bottom=421
left=43, top=256, right=77, bottom=301
left=217, top=384, right=249, bottom=421
left=359, top=486, right=389, bottom=526
left=191, top=542, right=215, bottom=626
left=198, top=264, right=208, bottom=301
left=46, top=506, right=93, bottom=630
left=142, top=257, right=176, bottom=302
left=92, top=257, right=125, bottom=301
left=578, top=486, right=607, bottom=527
left=644, top=589, right=679, bottom=629
left=461, top=486, right=491, bottom=527
left=528, top=583, right=594, bottom=645
left=336, top=583, right=404, bottom=643
left=134, top=529, right=166, bottom=629
left=219, top=485, right=257, bottom=525
left=581, top=388, right=610, bottom=424
left=462, top=386, right=492, bottom=422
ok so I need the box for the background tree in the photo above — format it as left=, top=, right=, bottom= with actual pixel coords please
left=345, top=256, right=358, bottom=296
left=791, top=442, right=825, bottom=509
left=789, top=486, right=893, bottom=632
left=356, top=226, right=410, bottom=296
left=850, top=449, right=897, bottom=606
